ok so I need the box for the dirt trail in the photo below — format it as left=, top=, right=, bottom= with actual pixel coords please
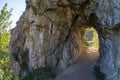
left=55, top=47, right=99, bottom=80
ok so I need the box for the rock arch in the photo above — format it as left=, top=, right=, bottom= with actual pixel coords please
left=9, top=0, right=120, bottom=80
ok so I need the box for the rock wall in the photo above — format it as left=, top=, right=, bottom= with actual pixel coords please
left=9, top=0, right=120, bottom=80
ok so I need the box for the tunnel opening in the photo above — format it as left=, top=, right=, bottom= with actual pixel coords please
left=55, top=26, right=102, bottom=80
left=80, top=26, right=102, bottom=79
left=78, top=26, right=100, bottom=64
left=83, top=27, right=99, bottom=53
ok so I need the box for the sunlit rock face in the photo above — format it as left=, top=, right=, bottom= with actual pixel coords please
left=9, top=0, right=120, bottom=80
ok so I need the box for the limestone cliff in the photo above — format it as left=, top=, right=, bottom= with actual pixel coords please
left=9, top=0, right=120, bottom=80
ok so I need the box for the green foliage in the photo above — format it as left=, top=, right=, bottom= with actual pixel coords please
left=26, top=1, right=30, bottom=9
left=0, top=30, right=11, bottom=80
left=90, top=28, right=99, bottom=50
left=93, top=65, right=106, bottom=80
left=0, top=3, right=12, bottom=29
left=0, top=3, right=18, bottom=80
left=20, top=67, right=55, bottom=80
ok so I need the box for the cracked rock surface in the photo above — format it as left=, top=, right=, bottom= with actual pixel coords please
left=9, top=0, right=120, bottom=80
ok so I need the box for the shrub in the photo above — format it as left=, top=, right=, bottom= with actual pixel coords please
left=12, top=52, right=19, bottom=61
left=20, top=67, right=55, bottom=80
left=93, top=65, right=106, bottom=80
left=26, top=1, right=30, bottom=9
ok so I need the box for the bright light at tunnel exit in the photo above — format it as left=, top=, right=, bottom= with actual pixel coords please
left=83, top=27, right=99, bottom=52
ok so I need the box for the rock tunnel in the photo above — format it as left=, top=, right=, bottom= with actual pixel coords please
left=9, top=0, right=120, bottom=80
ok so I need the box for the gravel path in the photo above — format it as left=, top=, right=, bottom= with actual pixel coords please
left=55, top=47, right=99, bottom=80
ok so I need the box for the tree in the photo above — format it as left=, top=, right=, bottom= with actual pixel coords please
left=0, top=3, right=18, bottom=80
left=0, top=3, right=12, bottom=30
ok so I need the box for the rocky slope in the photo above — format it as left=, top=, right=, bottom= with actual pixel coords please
left=9, top=0, right=120, bottom=80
